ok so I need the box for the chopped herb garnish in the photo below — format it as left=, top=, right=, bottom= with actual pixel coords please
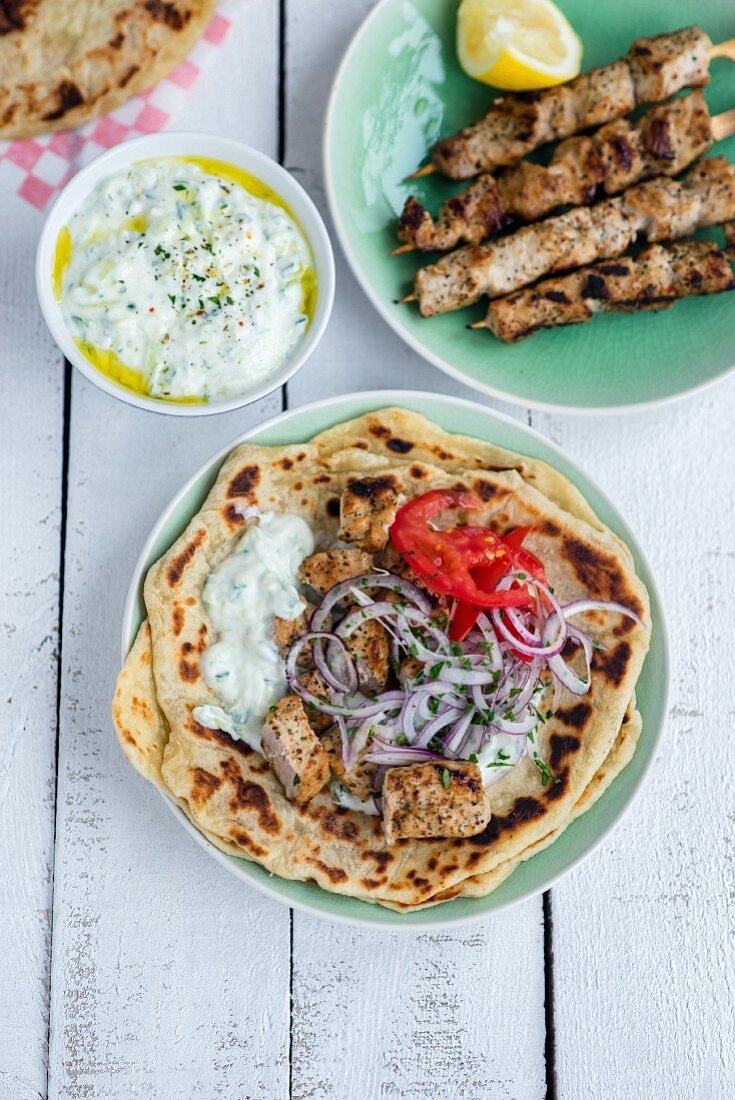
left=441, top=767, right=451, bottom=790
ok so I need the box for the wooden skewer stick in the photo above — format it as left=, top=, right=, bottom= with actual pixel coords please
left=402, top=38, right=735, bottom=183
left=711, top=108, right=735, bottom=142
left=709, top=36, right=735, bottom=61
left=468, top=320, right=485, bottom=330
left=399, top=294, right=417, bottom=304
left=404, top=164, right=437, bottom=181
left=389, top=243, right=416, bottom=256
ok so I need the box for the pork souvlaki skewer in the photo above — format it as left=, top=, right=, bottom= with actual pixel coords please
left=474, top=239, right=735, bottom=342
left=396, top=90, right=730, bottom=254
left=407, top=26, right=735, bottom=181
left=404, top=157, right=735, bottom=317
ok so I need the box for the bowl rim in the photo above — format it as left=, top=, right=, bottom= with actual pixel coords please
left=35, top=131, right=335, bottom=417
left=119, top=388, right=670, bottom=929
left=321, top=0, right=735, bottom=417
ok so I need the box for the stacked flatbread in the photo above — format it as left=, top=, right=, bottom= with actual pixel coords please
left=0, top=0, right=217, bottom=140
left=112, top=409, right=650, bottom=911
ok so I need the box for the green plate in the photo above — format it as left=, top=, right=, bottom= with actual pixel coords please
left=121, top=391, right=668, bottom=927
left=324, top=0, right=735, bottom=413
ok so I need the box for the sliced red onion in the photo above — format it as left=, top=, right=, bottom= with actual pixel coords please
left=287, top=631, right=357, bottom=695
left=413, top=705, right=465, bottom=749
left=343, top=711, right=384, bottom=771
left=442, top=709, right=475, bottom=756
left=310, top=571, right=433, bottom=631
left=562, top=598, right=644, bottom=629
left=336, top=601, right=399, bottom=639
left=364, top=743, right=447, bottom=766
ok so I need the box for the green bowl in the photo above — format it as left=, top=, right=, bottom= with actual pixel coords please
left=324, top=0, right=735, bottom=413
left=120, top=391, right=668, bottom=928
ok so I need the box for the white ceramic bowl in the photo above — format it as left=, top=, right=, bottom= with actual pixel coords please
left=36, top=132, right=335, bottom=417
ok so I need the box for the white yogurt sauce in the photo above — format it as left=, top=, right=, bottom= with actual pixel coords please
left=60, top=158, right=313, bottom=400
left=193, top=513, right=314, bottom=752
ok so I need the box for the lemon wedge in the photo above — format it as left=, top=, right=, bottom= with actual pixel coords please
left=457, top=0, right=583, bottom=90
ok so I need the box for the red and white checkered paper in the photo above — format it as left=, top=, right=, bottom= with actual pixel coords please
left=0, top=5, right=234, bottom=211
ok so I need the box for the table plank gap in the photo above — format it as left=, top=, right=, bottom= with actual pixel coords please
left=0, top=192, right=66, bottom=1099
left=46, top=4, right=293, bottom=1097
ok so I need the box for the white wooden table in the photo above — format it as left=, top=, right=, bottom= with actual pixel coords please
left=1, top=2, right=733, bottom=1097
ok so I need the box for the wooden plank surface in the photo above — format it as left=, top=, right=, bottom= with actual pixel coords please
left=7, top=0, right=735, bottom=1097
left=533, top=389, right=735, bottom=1096
left=285, top=5, right=547, bottom=1099
left=0, top=214, right=64, bottom=1100
left=46, top=5, right=292, bottom=1098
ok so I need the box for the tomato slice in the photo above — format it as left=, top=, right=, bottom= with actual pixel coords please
left=390, top=490, right=546, bottom=620
left=390, top=491, right=533, bottom=610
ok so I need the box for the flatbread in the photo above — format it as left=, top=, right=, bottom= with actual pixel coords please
left=112, top=408, right=651, bottom=911
left=0, top=0, right=217, bottom=140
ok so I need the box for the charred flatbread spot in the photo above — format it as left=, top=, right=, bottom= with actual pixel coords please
left=466, top=851, right=483, bottom=867
left=545, top=290, right=569, bottom=304
left=546, top=770, right=568, bottom=799
left=541, top=520, right=561, bottom=537
left=309, top=859, right=348, bottom=885
left=119, top=726, right=137, bottom=748
left=347, top=475, right=397, bottom=499
left=187, top=717, right=253, bottom=758
left=410, top=465, right=427, bottom=479
left=321, top=810, right=359, bottom=841
left=179, top=643, right=200, bottom=683
left=119, top=65, right=139, bottom=89
left=188, top=767, right=223, bottom=809
left=554, top=704, right=591, bottom=731
left=592, top=640, right=632, bottom=687
left=326, top=497, right=340, bottom=517
left=229, top=828, right=267, bottom=858
left=228, top=464, right=261, bottom=499
left=387, top=436, right=413, bottom=454
left=562, top=537, right=642, bottom=615
left=473, top=796, right=545, bottom=845
left=144, top=0, right=190, bottom=30
left=313, top=473, right=332, bottom=484
left=166, top=528, right=206, bottom=587
left=474, top=478, right=498, bottom=501
left=43, top=80, right=84, bottom=121
left=360, top=877, right=386, bottom=890
left=368, top=424, right=390, bottom=438
left=131, top=695, right=152, bottom=721
left=549, top=734, right=581, bottom=769
left=363, top=849, right=394, bottom=870
left=172, top=605, right=185, bottom=637
left=223, top=504, right=246, bottom=529
left=279, top=457, right=294, bottom=470
left=0, top=0, right=41, bottom=34
left=221, top=764, right=281, bottom=835
left=427, top=856, right=438, bottom=871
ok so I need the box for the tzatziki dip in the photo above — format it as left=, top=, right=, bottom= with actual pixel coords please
left=55, top=157, right=315, bottom=402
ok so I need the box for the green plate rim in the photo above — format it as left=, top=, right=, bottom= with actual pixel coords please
left=120, top=389, right=669, bottom=928
left=322, top=0, right=735, bottom=416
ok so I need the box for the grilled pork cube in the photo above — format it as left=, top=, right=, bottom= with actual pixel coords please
left=338, top=477, right=400, bottom=552
left=628, top=26, right=711, bottom=103
left=382, top=761, right=490, bottom=846
left=397, top=175, right=508, bottom=252
left=487, top=241, right=735, bottom=343
left=379, top=543, right=450, bottom=622
left=298, top=549, right=373, bottom=596
left=297, top=669, right=333, bottom=734
left=322, top=728, right=377, bottom=802
left=273, top=605, right=310, bottom=657
left=261, top=695, right=330, bottom=804
left=345, top=616, right=390, bottom=690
